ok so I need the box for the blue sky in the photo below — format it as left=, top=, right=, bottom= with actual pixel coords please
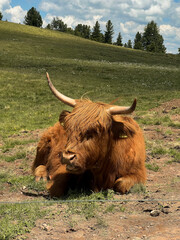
left=0, top=0, right=180, bottom=53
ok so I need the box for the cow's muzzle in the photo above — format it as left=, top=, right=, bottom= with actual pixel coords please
left=61, top=152, right=76, bottom=165
left=61, top=152, right=83, bottom=173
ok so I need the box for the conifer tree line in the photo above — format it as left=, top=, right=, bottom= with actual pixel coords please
left=46, top=17, right=166, bottom=53
left=1, top=7, right=179, bottom=54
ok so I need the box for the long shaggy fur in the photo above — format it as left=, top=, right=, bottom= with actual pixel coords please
left=32, top=99, right=146, bottom=197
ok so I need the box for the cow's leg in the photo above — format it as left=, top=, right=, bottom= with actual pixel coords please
left=113, top=169, right=146, bottom=194
left=46, top=165, right=71, bottom=197
left=32, top=141, right=50, bottom=182
left=32, top=135, right=51, bottom=181
left=32, top=127, right=57, bottom=182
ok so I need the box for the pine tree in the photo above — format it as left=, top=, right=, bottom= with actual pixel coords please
left=142, top=21, right=166, bottom=53
left=127, top=40, right=132, bottom=48
left=75, top=24, right=91, bottom=39
left=24, top=7, right=43, bottom=27
left=50, top=17, right=67, bottom=32
left=134, top=32, right=143, bottom=50
left=104, top=20, right=114, bottom=44
left=75, top=24, right=83, bottom=36
left=82, top=25, right=91, bottom=39
left=0, top=11, right=3, bottom=21
left=46, top=24, right=51, bottom=29
left=91, top=21, right=104, bottom=42
left=115, top=32, right=123, bottom=46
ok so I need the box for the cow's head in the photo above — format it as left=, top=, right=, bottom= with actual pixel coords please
left=46, top=73, right=136, bottom=174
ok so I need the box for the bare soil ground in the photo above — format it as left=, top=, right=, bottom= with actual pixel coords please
left=1, top=99, right=180, bottom=240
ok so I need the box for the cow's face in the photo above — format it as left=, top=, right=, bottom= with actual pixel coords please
left=60, top=100, right=112, bottom=173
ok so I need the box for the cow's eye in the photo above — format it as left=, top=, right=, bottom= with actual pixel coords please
left=86, top=133, right=93, bottom=140
left=84, top=130, right=97, bottom=141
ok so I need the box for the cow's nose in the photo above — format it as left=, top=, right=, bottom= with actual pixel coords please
left=61, top=153, right=76, bottom=164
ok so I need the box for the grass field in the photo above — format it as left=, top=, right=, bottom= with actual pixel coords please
left=0, top=21, right=180, bottom=239
left=0, top=21, right=180, bottom=137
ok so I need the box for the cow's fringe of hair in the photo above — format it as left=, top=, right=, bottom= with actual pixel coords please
left=64, top=100, right=112, bottom=135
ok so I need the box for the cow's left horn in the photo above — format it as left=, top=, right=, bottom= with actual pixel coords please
left=107, top=99, right=137, bottom=115
left=46, top=73, right=76, bottom=107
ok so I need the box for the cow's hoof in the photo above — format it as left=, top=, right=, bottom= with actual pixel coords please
left=34, top=165, right=48, bottom=182
left=114, top=177, right=132, bottom=194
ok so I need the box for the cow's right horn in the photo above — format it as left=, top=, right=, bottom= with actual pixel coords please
left=107, top=99, right=137, bottom=115
left=46, top=73, right=76, bottom=107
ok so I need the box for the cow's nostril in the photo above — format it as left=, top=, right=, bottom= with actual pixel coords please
left=61, top=153, right=76, bottom=164
left=69, top=154, right=76, bottom=161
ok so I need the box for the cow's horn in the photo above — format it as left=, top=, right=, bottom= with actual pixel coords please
left=107, top=99, right=137, bottom=115
left=46, top=73, right=76, bottom=107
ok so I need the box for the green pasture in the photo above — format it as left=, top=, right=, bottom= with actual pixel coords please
left=0, top=21, right=180, bottom=137
left=0, top=21, right=180, bottom=239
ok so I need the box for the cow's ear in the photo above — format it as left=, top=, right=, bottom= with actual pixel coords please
left=59, top=110, right=70, bottom=125
left=112, top=118, right=136, bottom=139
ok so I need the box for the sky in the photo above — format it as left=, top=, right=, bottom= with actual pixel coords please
left=0, top=0, right=180, bottom=54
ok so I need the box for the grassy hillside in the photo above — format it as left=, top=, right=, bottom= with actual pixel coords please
left=0, top=21, right=180, bottom=137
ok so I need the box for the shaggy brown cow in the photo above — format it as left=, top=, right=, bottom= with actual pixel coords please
left=32, top=73, right=146, bottom=197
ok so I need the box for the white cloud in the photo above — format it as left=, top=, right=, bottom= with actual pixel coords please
left=160, top=24, right=180, bottom=40
left=118, top=3, right=129, bottom=10
left=0, top=0, right=11, bottom=11
left=146, top=5, right=163, bottom=15
left=124, top=0, right=172, bottom=22
left=39, top=1, right=62, bottom=12
left=130, top=0, right=152, bottom=9
left=145, top=15, right=160, bottom=22
left=39, top=0, right=177, bottom=27
left=171, top=5, right=180, bottom=27
left=120, top=21, right=144, bottom=34
left=176, top=6, right=180, bottom=15
left=155, top=0, right=171, bottom=10
left=159, top=24, right=180, bottom=53
left=4, top=6, right=26, bottom=23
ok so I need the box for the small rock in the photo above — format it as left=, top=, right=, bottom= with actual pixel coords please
left=150, top=210, right=160, bottom=217
left=162, top=109, right=169, bottom=113
left=176, top=206, right=180, bottom=211
left=21, top=130, right=29, bottom=133
left=120, top=216, right=128, bottom=219
left=174, top=145, right=180, bottom=150
left=41, top=223, right=51, bottom=231
left=143, top=208, right=152, bottom=212
left=162, top=208, right=170, bottom=214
